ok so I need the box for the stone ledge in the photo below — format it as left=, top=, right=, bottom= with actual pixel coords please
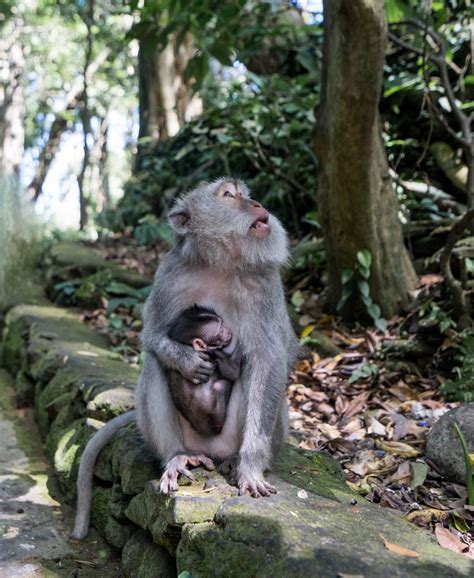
left=1, top=281, right=473, bottom=576
left=49, top=241, right=151, bottom=289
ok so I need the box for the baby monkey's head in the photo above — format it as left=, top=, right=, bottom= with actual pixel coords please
left=168, top=305, right=231, bottom=352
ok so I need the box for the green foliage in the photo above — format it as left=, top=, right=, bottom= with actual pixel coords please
left=101, top=72, right=319, bottom=235
left=440, top=332, right=474, bottom=402
left=134, top=215, right=173, bottom=246
left=52, top=270, right=152, bottom=311
left=338, top=250, right=387, bottom=331
left=418, top=300, right=456, bottom=334
left=348, top=362, right=379, bottom=385
left=127, top=0, right=319, bottom=88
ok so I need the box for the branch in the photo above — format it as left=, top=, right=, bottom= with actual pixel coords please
left=439, top=209, right=474, bottom=328
left=388, top=20, right=471, bottom=148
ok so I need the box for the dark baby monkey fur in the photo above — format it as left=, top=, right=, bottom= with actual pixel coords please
left=72, top=178, right=298, bottom=540
left=167, top=305, right=241, bottom=437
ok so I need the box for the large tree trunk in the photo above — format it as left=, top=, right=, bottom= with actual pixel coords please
left=0, top=18, right=25, bottom=177
left=313, top=0, right=416, bottom=319
left=137, top=33, right=201, bottom=149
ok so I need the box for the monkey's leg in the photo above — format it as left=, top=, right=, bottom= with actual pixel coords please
left=71, top=410, right=136, bottom=540
left=136, top=355, right=186, bottom=461
left=237, top=356, right=287, bottom=498
left=160, top=453, right=215, bottom=493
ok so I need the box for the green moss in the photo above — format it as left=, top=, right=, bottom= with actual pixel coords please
left=50, top=241, right=150, bottom=289
left=122, top=530, right=177, bottom=578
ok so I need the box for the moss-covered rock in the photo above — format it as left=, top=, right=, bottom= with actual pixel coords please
left=122, top=530, right=177, bottom=578
left=112, top=425, right=160, bottom=496
left=177, top=475, right=474, bottom=577
left=91, top=486, right=136, bottom=549
left=49, top=241, right=151, bottom=289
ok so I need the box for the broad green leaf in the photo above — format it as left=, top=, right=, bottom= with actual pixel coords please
left=341, top=269, right=354, bottom=284
left=106, top=281, right=141, bottom=298
left=291, top=290, right=305, bottom=310
left=410, top=461, right=428, bottom=490
left=357, top=249, right=372, bottom=270
left=357, top=280, right=370, bottom=298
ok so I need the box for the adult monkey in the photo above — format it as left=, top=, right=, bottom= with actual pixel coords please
left=72, top=178, right=297, bottom=540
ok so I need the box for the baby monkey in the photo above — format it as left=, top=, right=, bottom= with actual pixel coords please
left=167, top=305, right=241, bottom=437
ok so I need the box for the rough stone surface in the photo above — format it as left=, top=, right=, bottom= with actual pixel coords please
left=426, top=404, right=474, bottom=484
left=49, top=241, right=151, bottom=289
left=122, top=529, right=177, bottom=578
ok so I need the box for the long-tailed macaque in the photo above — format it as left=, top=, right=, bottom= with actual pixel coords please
left=72, top=178, right=298, bottom=540
left=167, top=304, right=240, bottom=437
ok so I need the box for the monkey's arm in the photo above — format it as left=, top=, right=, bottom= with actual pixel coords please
left=213, top=349, right=242, bottom=382
left=141, top=272, right=215, bottom=383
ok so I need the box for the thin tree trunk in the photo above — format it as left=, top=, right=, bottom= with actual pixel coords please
left=27, top=104, right=77, bottom=202
left=97, top=115, right=110, bottom=212
left=0, top=17, right=25, bottom=177
left=77, top=0, right=94, bottom=230
left=313, top=0, right=417, bottom=319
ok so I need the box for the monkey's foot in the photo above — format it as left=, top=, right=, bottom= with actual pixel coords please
left=160, top=453, right=215, bottom=494
left=238, top=474, right=277, bottom=498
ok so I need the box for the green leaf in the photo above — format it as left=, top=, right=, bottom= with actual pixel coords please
left=410, top=462, right=428, bottom=490
left=341, top=269, right=354, bottom=284
left=357, top=249, right=372, bottom=270
left=367, top=303, right=381, bottom=319
left=107, top=297, right=139, bottom=315
left=384, top=0, right=413, bottom=23
left=106, top=281, right=141, bottom=298
left=291, top=290, right=305, bottom=310
left=357, top=280, right=370, bottom=299
left=374, top=317, right=388, bottom=332
left=178, top=572, right=194, bottom=578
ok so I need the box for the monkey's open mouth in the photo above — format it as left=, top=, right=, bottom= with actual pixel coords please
left=250, top=215, right=270, bottom=230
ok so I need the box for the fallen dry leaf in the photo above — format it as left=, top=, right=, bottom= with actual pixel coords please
left=380, top=534, right=420, bottom=558
left=434, top=525, right=474, bottom=557
left=375, top=440, right=420, bottom=458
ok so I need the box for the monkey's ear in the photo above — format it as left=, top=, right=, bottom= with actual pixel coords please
left=168, top=207, right=190, bottom=234
left=192, top=338, right=207, bottom=351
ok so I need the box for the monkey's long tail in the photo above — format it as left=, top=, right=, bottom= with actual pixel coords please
left=71, top=410, right=137, bottom=540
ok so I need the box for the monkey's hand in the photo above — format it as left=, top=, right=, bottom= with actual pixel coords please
left=160, top=453, right=215, bottom=494
left=179, top=348, right=216, bottom=384
left=237, top=472, right=277, bottom=498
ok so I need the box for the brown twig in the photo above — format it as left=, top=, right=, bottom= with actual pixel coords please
left=439, top=209, right=474, bottom=328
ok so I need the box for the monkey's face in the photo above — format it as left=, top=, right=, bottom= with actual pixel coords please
left=193, top=320, right=232, bottom=351
left=168, top=178, right=289, bottom=268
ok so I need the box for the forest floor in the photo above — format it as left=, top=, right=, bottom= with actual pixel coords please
left=77, top=236, right=473, bottom=559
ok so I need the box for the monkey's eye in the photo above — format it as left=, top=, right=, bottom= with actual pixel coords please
left=223, top=190, right=235, bottom=198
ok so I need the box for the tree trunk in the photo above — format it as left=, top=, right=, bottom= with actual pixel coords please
left=77, top=0, right=94, bottom=231
left=0, top=18, right=25, bottom=177
left=313, top=0, right=417, bottom=319
left=137, top=33, right=201, bottom=156
left=27, top=109, right=75, bottom=202
left=96, top=115, right=111, bottom=212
